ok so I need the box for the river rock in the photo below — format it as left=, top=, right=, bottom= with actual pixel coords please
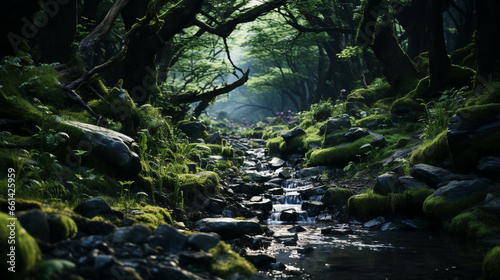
left=179, top=251, right=212, bottom=269
left=282, top=127, right=306, bottom=143
left=154, top=265, right=208, bottom=280
left=345, top=127, right=370, bottom=140
left=236, top=183, right=265, bottom=196
left=74, top=196, right=123, bottom=220
left=193, top=218, right=264, bottom=239
left=244, top=198, right=273, bottom=212
left=373, top=172, right=401, bottom=195
left=245, top=253, right=276, bottom=269
left=320, top=115, right=351, bottom=135
left=240, top=234, right=272, bottom=249
left=17, top=209, right=50, bottom=242
left=431, top=178, right=493, bottom=202
left=323, top=132, right=347, bottom=147
left=112, top=224, right=151, bottom=244
left=410, top=164, right=471, bottom=188
left=398, top=176, right=429, bottom=191
left=364, top=216, right=386, bottom=228
left=380, top=222, right=399, bottom=231
left=278, top=167, right=293, bottom=179
left=477, top=156, right=500, bottom=178
left=298, top=185, right=327, bottom=199
left=269, top=157, right=286, bottom=169
left=147, top=224, right=187, bottom=252
left=187, top=232, right=221, bottom=252
left=301, top=201, right=325, bottom=217
left=296, top=166, right=330, bottom=178
left=279, top=209, right=298, bottom=222
left=268, top=187, right=284, bottom=195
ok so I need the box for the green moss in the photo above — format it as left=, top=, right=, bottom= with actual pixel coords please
left=483, top=246, right=500, bottom=280
left=422, top=192, right=487, bottom=220
left=266, top=137, right=284, bottom=156
left=451, top=43, right=476, bottom=67
left=391, top=96, right=426, bottom=117
left=134, top=205, right=173, bottom=228
left=390, top=188, right=434, bottom=215
left=0, top=212, right=42, bottom=279
left=308, top=135, right=376, bottom=167
left=321, top=188, right=353, bottom=207
left=347, top=78, right=392, bottom=106
left=407, top=76, right=430, bottom=99
left=468, top=83, right=500, bottom=105
left=410, top=130, right=449, bottom=166
left=413, top=52, right=429, bottom=74
left=50, top=215, right=78, bottom=241
left=356, top=114, right=392, bottom=128
left=179, top=172, right=220, bottom=198
left=205, top=144, right=234, bottom=158
left=449, top=209, right=500, bottom=239
left=279, top=134, right=306, bottom=155
left=209, top=241, right=257, bottom=278
left=347, top=189, right=391, bottom=222
left=456, top=104, right=500, bottom=123
left=447, top=65, right=475, bottom=87
left=0, top=90, right=43, bottom=124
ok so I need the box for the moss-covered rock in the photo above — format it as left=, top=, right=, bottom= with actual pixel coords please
left=423, top=179, right=491, bottom=220
left=449, top=209, right=500, bottom=239
left=413, top=52, right=429, bottom=74
left=308, top=135, right=376, bottom=167
left=356, top=114, right=392, bottom=129
left=321, top=188, right=353, bottom=208
left=346, top=78, right=392, bottom=106
left=209, top=241, right=257, bottom=278
left=133, top=205, right=173, bottom=228
left=448, top=104, right=500, bottom=172
left=450, top=42, right=476, bottom=69
left=468, top=82, right=500, bottom=105
left=0, top=212, right=42, bottom=279
left=179, top=171, right=220, bottom=198
left=48, top=214, right=78, bottom=241
left=347, top=190, right=391, bottom=222
left=266, top=137, right=284, bottom=156
left=390, top=97, right=426, bottom=119
left=483, top=246, right=500, bottom=280
left=407, top=76, right=430, bottom=99
left=409, top=130, right=449, bottom=166
left=390, top=188, right=434, bottom=215
left=177, top=120, right=208, bottom=139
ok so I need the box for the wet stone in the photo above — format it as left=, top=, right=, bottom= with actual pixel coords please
left=364, top=216, right=386, bottom=228
left=380, top=222, right=399, bottom=231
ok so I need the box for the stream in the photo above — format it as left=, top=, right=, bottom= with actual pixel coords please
left=228, top=136, right=490, bottom=279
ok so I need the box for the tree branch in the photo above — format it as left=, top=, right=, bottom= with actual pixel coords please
left=172, top=69, right=250, bottom=104
left=77, top=0, right=130, bottom=63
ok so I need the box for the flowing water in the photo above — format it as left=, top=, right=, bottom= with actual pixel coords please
left=232, top=137, right=490, bottom=279
left=261, top=170, right=488, bottom=279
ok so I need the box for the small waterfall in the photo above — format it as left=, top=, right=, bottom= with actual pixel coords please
left=266, top=179, right=315, bottom=225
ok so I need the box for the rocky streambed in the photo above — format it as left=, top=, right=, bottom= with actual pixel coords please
left=5, top=132, right=499, bottom=279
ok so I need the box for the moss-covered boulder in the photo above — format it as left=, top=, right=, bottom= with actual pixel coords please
left=308, top=134, right=380, bottom=167
left=347, top=190, right=392, bottom=222
left=177, top=120, right=208, bottom=139
left=179, top=171, right=220, bottom=199
left=0, top=212, right=42, bottom=279
left=356, top=114, right=392, bottom=129
left=209, top=241, right=257, bottom=278
left=483, top=246, right=500, bottom=280
left=447, top=104, right=500, bottom=172
left=423, top=179, right=493, bottom=220
left=48, top=214, right=78, bottom=242
left=390, top=97, right=426, bottom=119
left=321, top=187, right=353, bottom=208
left=409, top=131, right=449, bottom=166
left=449, top=209, right=500, bottom=239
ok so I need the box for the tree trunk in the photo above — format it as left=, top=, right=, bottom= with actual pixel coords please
left=356, top=0, right=421, bottom=95
left=426, top=0, right=451, bottom=95
left=396, top=0, right=428, bottom=59
left=475, top=0, right=500, bottom=82
left=122, top=0, right=204, bottom=105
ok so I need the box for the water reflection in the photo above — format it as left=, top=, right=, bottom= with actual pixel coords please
left=267, top=225, right=488, bottom=279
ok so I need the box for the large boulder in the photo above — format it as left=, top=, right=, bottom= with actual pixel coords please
left=187, top=232, right=221, bottom=252
left=281, top=127, right=306, bottom=143
left=410, top=163, right=471, bottom=189
left=147, top=224, right=187, bottom=252
left=17, top=209, right=50, bottom=242
left=301, top=201, right=325, bottom=217
left=423, top=179, right=494, bottom=219
left=61, top=120, right=141, bottom=180
left=193, top=218, right=264, bottom=239
left=177, top=121, right=207, bottom=139
left=373, top=172, right=401, bottom=195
